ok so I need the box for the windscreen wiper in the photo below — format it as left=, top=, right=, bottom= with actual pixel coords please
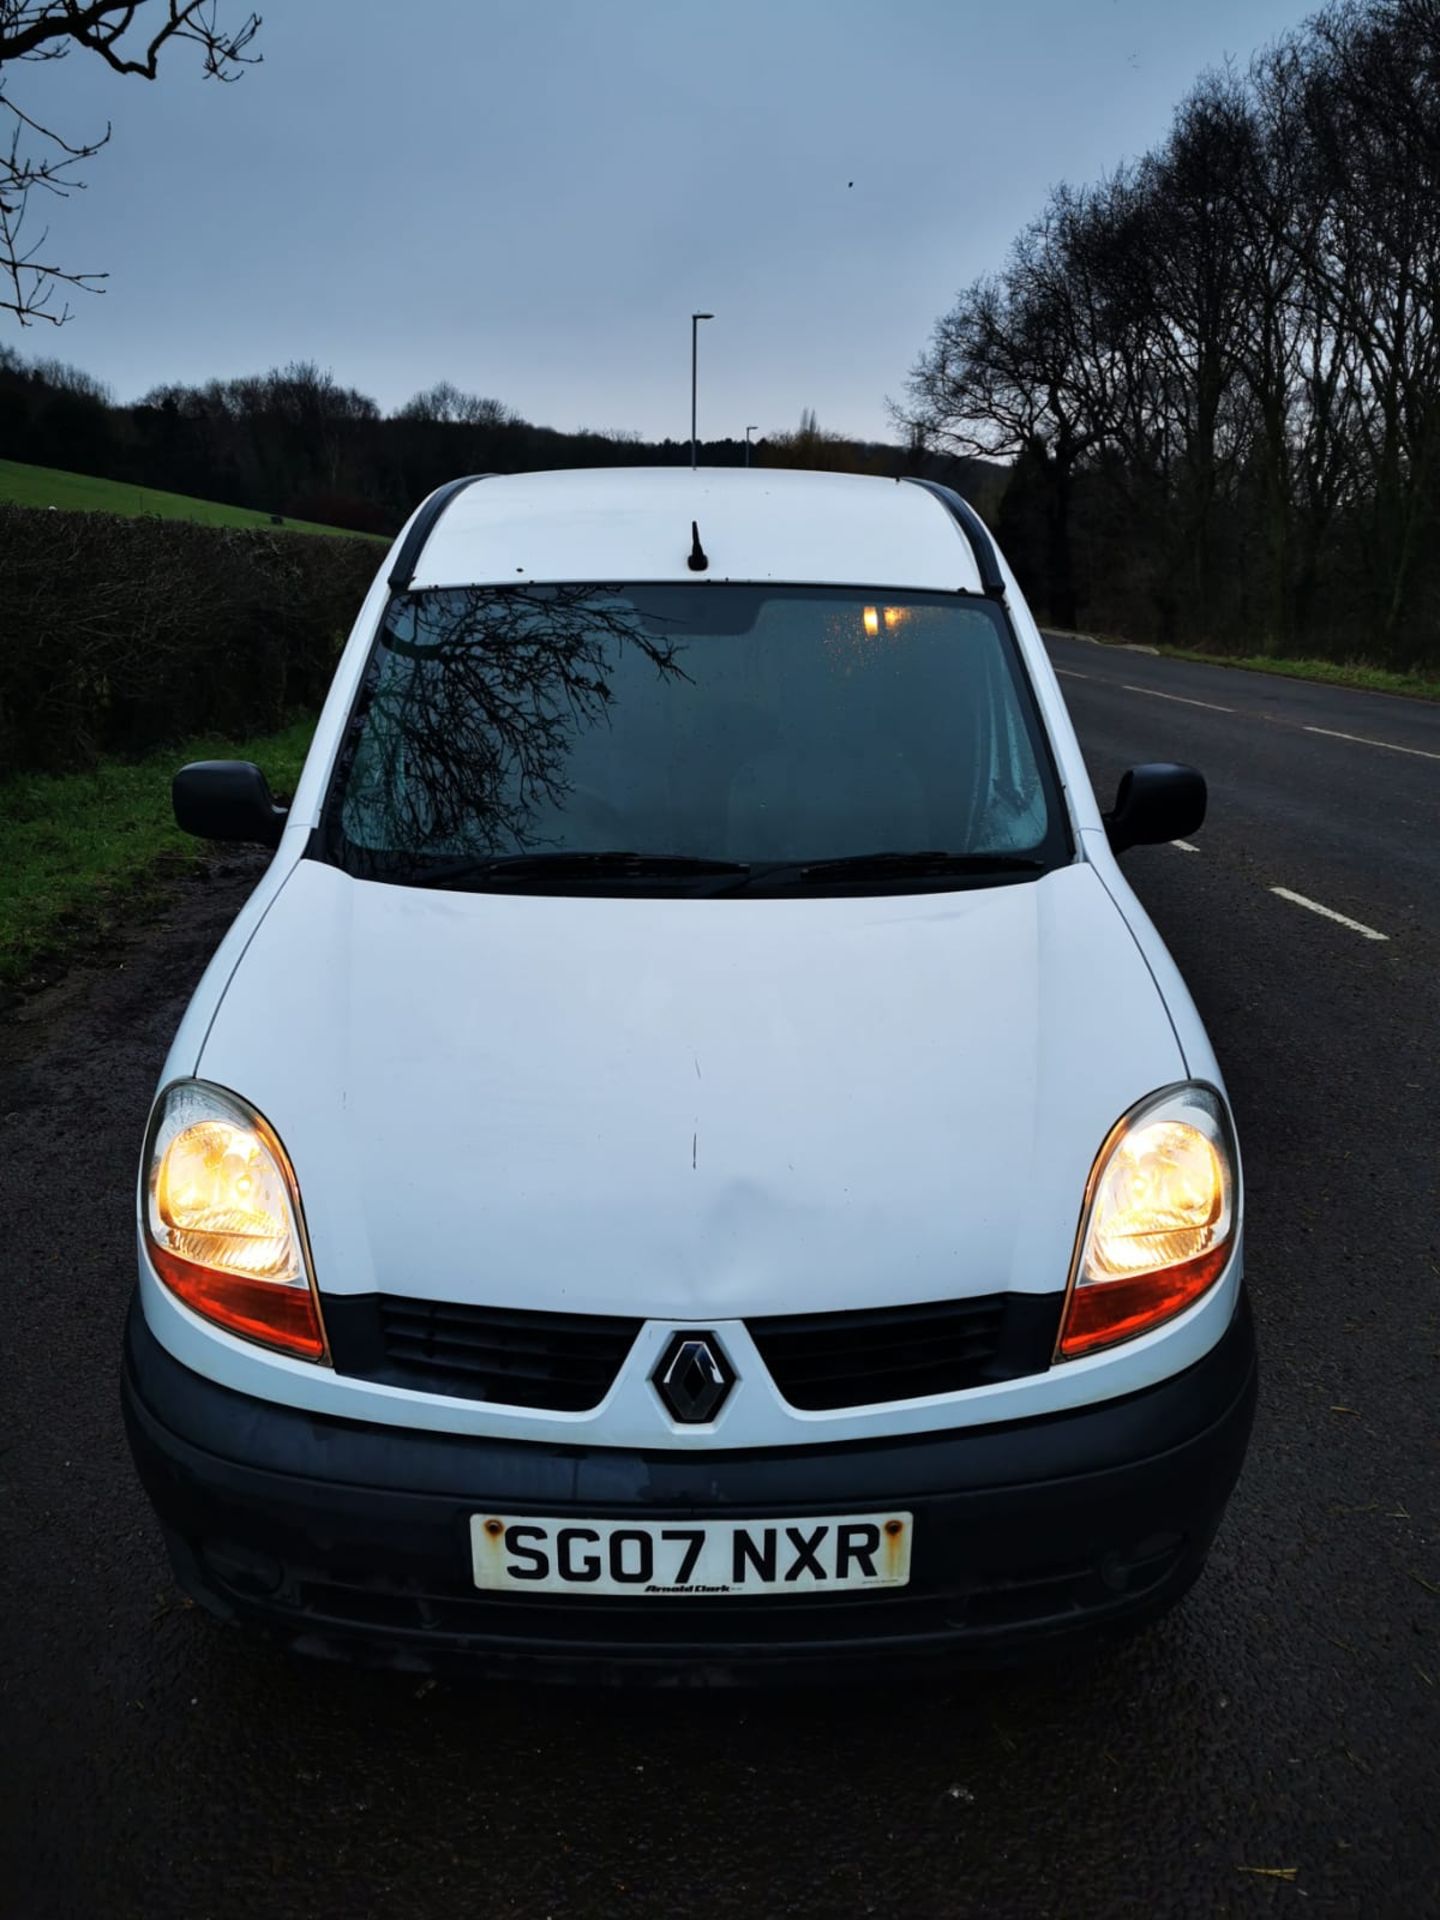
left=764, top=850, right=1049, bottom=886
left=410, top=850, right=751, bottom=888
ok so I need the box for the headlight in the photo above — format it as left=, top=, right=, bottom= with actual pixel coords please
left=143, top=1081, right=326, bottom=1360
left=1057, top=1084, right=1237, bottom=1359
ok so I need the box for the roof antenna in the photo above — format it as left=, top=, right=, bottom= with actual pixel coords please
left=687, top=520, right=709, bottom=572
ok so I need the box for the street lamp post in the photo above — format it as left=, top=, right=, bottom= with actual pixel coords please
left=690, top=312, right=713, bottom=470
left=744, top=424, right=759, bottom=468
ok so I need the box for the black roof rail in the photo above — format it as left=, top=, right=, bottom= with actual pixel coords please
left=900, top=477, right=1007, bottom=600
left=387, top=474, right=491, bottom=592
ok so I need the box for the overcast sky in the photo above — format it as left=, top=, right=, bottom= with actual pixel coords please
left=15, top=0, right=1316, bottom=442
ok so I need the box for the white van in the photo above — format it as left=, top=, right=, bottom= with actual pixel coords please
left=123, top=467, right=1255, bottom=1680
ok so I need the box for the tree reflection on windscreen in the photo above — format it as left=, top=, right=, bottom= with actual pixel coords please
left=340, top=585, right=690, bottom=860
left=333, top=582, right=1056, bottom=874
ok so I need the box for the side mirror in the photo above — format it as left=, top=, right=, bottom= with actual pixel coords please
left=172, top=761, right=287, bottom=848
left=1105, top=763, right=1206, bottom=854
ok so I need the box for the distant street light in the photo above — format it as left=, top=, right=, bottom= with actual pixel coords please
left=691, top=312, right=714, bottom=470
left=745, top=424, right=759, bottom=468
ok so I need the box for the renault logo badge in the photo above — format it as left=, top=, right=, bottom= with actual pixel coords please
left=652, top=1333, right=735, bottom=1424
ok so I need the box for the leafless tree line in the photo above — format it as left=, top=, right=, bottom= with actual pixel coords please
left=899, top=0, right=1440, bottom=669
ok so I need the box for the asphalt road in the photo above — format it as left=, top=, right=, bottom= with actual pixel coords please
left=3, top=645, right=1438, bottom=1918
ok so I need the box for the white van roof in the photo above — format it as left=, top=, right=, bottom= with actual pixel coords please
left=407, top=466, right=988, bottom=594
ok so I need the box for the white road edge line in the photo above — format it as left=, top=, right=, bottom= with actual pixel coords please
left=1303, top=725, right=1440, bottom=763
left=1269, top=887, right=1389, bottom=942
left=1121, top=683, right=1233, bottom=713
left=1171, top=839, right=1201, bottom=853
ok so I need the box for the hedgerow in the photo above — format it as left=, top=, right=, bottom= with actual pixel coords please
left=0, top=505, right=376, bottom=774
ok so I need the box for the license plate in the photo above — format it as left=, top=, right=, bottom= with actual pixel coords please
left=470, top=1511, right=912, bottom=1597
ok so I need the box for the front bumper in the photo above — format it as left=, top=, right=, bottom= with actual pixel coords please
left=122, top=1293, right=1257, bottom=1684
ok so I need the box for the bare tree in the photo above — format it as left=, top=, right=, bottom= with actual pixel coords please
left=1115, top=80, right=1259, bottom=639
left=0, top=2, right=260, bottom=326
left=1298, top=0, right=1440, bottom=656
left=897, top=195, right=1114, bottom=628
left=900, top=0, right=1440, bottom=669
left=757, top=407, right=872, bottom=474
left=397, top=382, right=516, bottom=429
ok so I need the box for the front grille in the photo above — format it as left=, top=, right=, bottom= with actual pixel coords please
left=324, top=1290, right=1061, bottom=1415
left=747, top=1293, right=1062, bottom=1411
left=323, top=1294, right=642, bottom=1412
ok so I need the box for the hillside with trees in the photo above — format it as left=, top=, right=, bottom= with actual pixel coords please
left=0, top=353, right=977, bottom=539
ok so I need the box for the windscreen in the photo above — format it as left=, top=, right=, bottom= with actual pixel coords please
left=327, top=584, right=1067, bottom=885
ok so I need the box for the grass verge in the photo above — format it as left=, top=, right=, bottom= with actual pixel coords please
left=1154, top=647, right=1440, bottom=701
left=0, top=717, right=316, bottom=993
left=0, top=457, right=386, bottom=542
left=1055, top=628, right=1440, bottom=701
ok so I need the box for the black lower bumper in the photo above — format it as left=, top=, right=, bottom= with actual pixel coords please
left=121, top=1293, right=1257, bottom=1684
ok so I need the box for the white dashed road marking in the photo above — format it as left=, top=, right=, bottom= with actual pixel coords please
left=1303, top=725, right=1440, bottom=763
left=1121, top=684, right=1234, bottom=713
left=1269, top=887, right=1389, bottom=942
left=1171, top=839, right=1201, bottom=853
left=1054, top=658, right=1437, bottom=756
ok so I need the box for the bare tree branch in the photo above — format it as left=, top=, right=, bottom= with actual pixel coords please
left=0, top=1, right=260, bottom=323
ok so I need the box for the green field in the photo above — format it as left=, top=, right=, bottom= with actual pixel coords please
left=0, top=458, right=383, bottom=540
left=0, top=716, right=317, bottom=991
